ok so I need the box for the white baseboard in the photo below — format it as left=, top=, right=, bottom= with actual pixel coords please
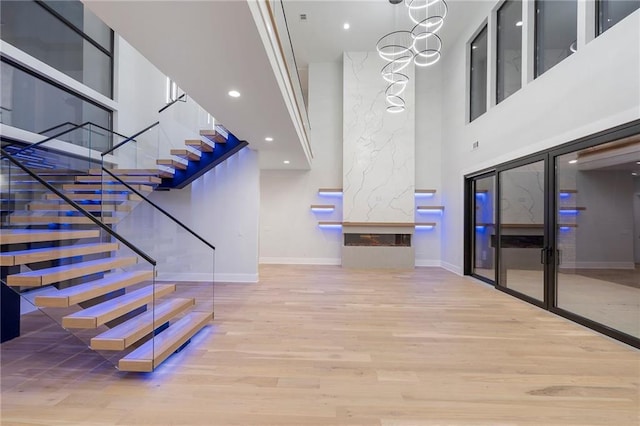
left=415, top=259, right=441, bottom=267
left=157, top=272, right=258, bottom=283
left=259, top=257, right=341, bottom=265
left=440, top=261, right=463, bottom=276
left=560, top=261, right=636, bottom=270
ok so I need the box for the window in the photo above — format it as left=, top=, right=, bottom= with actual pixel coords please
left=0, top=0, right=114, bottom=97
left=470, top=26, right=488, bottom=122
left=0, top=59, right=112, bottom=151
left=497, top=0, right=523, bottom=103
left=535, top=0, right=577, bottom=78
left=597, top=0, right=639, bottom=35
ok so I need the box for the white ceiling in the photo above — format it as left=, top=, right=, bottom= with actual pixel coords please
left=283, top=0, right=486, bottom=68
left=85, top=0, right=486, bottom=170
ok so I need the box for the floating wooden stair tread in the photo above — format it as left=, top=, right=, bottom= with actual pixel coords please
left=185, top=139, right=213, bottom=153
left=159, top=170, right=174, bottom=179
left=157, top=159, right=187, bottom=170
left=6, top=256, right=138, bottom=287
left=91, top=298, right=195, bottom=350
left=76, top=175, right=161, bottom=184
left=35, top=270, right=154, bottom=308
left=0, top=229, right=100, bottom=245
left=45, top=193, right=142, bottom=202
left=27, top=202, right=132, bottom=213
left=89, top=169, right=160, bottom=176
left=62, top=284, right=176, bottom=329
left=9, top=215, right=120, bottom=225
left=62, top=184, right=153, bottom=192
left=170, top=149, right=200, bottom=161
left=199, top=129, right=227, bottom=144
left=118, top=311, right=211, bottom=372
left=0, top=242, right=118, bottom=267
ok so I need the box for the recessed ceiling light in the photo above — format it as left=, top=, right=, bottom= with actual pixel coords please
left=343, top=22, right=350, bottom=30
left=568, top=159, right=578, bottom=164
left=472, top=45, right=477, bottom=50
left=265, top=137, right=273, bottom=142
left=228, top=90, right=241, bottom=98
left=283, top=160, right=290, bottom=165
left=633, top=172, right=638, bottom=176
left=515, top=21, right=523, bottom=27
left=636, top=161, right=640, bottom=165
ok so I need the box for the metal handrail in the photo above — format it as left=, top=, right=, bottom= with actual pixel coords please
left=38, top=121, right=131, bottom=140
left=1, top=148, right=157, bottom=266
left=101, top=121, right=159, bottom=157
left=3, top=121, right=130, bottom=157
left=158, top=93, right=187, bottom=114
left=102, top=167, right=216, bottom=251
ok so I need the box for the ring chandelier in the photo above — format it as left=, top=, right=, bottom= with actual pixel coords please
left=376, top=0, right=448, bottom=113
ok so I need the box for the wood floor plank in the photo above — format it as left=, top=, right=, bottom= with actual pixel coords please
left=1, top=265, right=638, bottom=425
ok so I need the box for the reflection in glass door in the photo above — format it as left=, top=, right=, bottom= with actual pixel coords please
left=555, top=138, right=640, bottom=339
left=472, top=175, right=496, bottom=282
left=498, top=160, right=546, bottom=302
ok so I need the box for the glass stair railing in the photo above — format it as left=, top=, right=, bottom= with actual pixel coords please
left=1, top=132, right=213, bottom=372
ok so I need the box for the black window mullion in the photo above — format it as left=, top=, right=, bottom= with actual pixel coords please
left=34, top=0, right=113, bottom=58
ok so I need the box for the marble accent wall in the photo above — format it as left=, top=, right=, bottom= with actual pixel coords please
left=343, top=52, right=415, bottom=223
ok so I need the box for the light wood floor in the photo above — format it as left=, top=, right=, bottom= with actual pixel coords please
left=2, top=265, right=639, bottom=425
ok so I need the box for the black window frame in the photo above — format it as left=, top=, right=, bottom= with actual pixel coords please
left=469, top=24, right=488, bottom=123
left=496, top=0, right=523, bottom=104
left=596, top=0, right=640, bottom=36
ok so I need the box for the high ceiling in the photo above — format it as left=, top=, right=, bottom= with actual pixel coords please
left=85, top=1, right=486, bottom=170
left=283, top=0, right=486, bottom=67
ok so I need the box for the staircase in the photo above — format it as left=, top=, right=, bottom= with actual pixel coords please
left=1, top=150, right=214, bottom=372
left=154, top=126, right=249, bottom=189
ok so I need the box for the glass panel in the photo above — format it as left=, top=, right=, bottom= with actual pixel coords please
left=555, top=137, right=640, bottom=338
left=473, top=175, right=496, bottom=282
left=43, top=0, right=113, bottom=50
left=0, top=0, right=112, bottom=96
left=497, top=0, right=523, bottom=103
left=0, top=151, right=156, bottom=371
left=470, top=26, right=488, bottom=122
left=0, top=60, right=112, bottom=152
left=598, top=0, right=640, bottom=35
left=535, top=0, right=577, bottom=77
left=498, top=160, right=546, bottom=301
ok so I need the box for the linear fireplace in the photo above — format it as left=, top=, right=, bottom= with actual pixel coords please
left=341, top=223, right=415, bottom=269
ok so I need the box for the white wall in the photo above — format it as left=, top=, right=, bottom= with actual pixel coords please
left=440, top=9, right=640, bottom=274
left=112, top=36, right=260, bottom=282
left=115, top=148, right=260, bottom=283
left=414, top=64, right=443, bottom=266
left=260, top=61, right=343, bottom=265
left=114, top=36, right=208, bottom=169
left=260, top=58, right=444, bottom=266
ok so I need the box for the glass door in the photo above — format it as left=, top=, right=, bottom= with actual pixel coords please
left=497, top=157, right=548, bottom=305
left=471, top=174, right=496, bottom=283
left=553, top=137, right=640, bottom=341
